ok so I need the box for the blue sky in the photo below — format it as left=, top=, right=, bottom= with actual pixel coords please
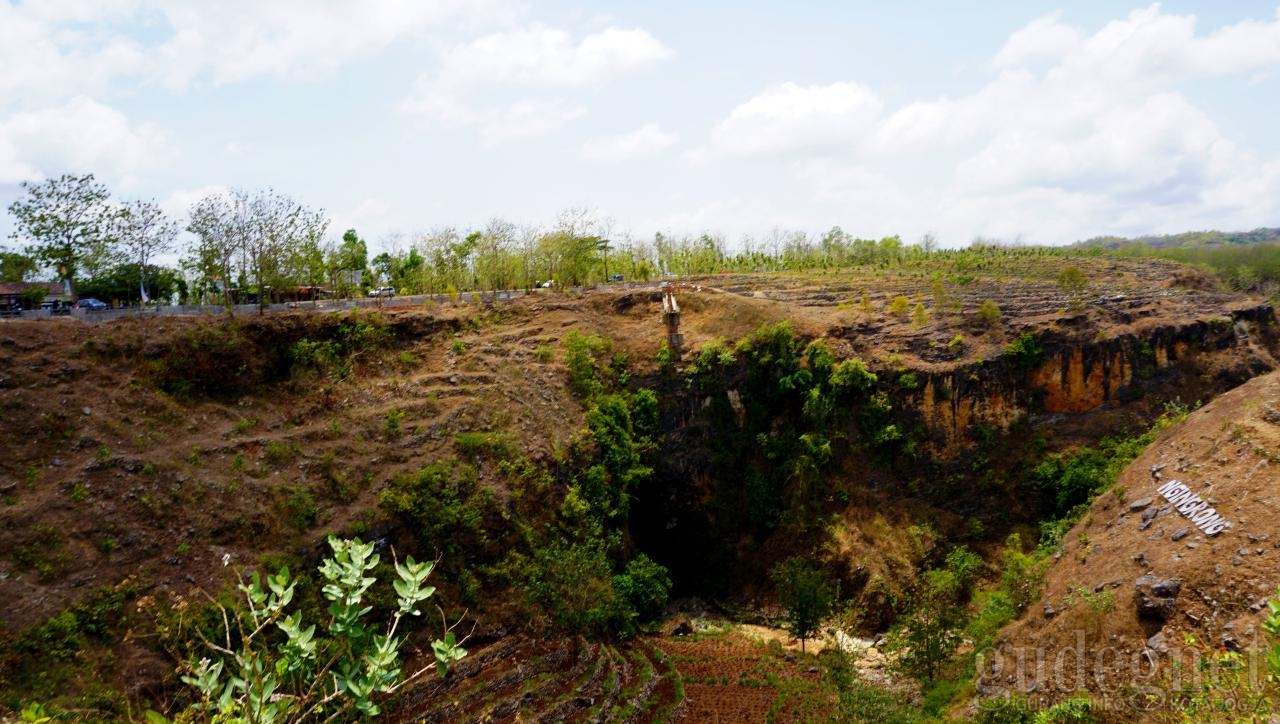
left=2, top=0, right=1279, bottom=255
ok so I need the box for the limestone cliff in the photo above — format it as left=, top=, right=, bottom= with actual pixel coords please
left=915, top=304, right=1275, bottom=453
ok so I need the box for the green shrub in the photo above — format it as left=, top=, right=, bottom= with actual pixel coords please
left=656, top=340, right=674, bottom=374
left=379, top=461, right=496, bottom=565
left=522, top=538, right=632, bottom=636
left=977, top=300, right=1001, bottom=328
left=966, top=590, right=1018, bottom=649
left=944, top=546, right=983, bottom=597
left=1034, top=695, right=1096, bottom=723
left=1000, top=534, right=1049, bottom=613
left=1057, top=266, right=1089, bottom=308
left=562, top=331, right=613, bottom=398
left=612, top=554, right=672, bottom=623
left=290, top=338, right=345, bottom=379
left=453, top=431, right=516, bottom=460
left=13, top=525, right=71, bottom=581
left=829, top=358, right=877, bottom=395
left=283, top=485, right=319, bottom=531
left=384, top=407, right=405, bottom=440
left=582, top=394, right=654, bottom=520
left=264, top=440, right=299, bottom=467
left=912, top=301, right=928, bottom=328
left=1003, top=332, right=1044, bottom=369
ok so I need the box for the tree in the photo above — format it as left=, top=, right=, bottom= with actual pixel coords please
left=771, top=557, right=834, bottom=653
left=7, top=173, right=116, bottom=297
left=919, top=231, right=939, bottom=254
left=187, top=192, right=247, bottom=311
left=885, top=568, right=964, bottom=681
left=332, top=229, right=369, bottom=295
left=244, top=189, right=328, bottom=312
left=1057, top=265, right=1089, bottom=309
left=911, top=301, right=929, bottom=329
left=78, top=263, right=187, bottom=305
left=0, top=251, right=37, bottom=282
left=116, top=200, right=178, bottom=304
left=178, top=536, right=467, bottom=721
left=977, top=299, right=1001, bottom=329
left=184, top=189, right=328, bottom=312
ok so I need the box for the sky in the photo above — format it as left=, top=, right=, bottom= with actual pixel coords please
left=2, top=0, right=1280, bottom=254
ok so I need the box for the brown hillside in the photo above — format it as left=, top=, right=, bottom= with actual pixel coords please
left=986, top=371, right=1280, bottom=718
left=0, top=254, right=1276, bottom=716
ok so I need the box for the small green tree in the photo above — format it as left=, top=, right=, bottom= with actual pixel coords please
left=1057, top=265, right=1089, bottom=309
left=911, top=301, right=928, bottom=329
left=1000, top=533, right=1048, bottom=613
left=886, top=568, right=964, bottom=681
left=178, top=536, right=466, bottom=722
left=977, top=300, right=1001, bottom=329
left=772, top=557, right=834, bottom=653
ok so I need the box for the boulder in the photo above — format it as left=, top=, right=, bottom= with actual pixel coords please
left=666, top=616, right=694, bottom=637
left=1135, top=574, right=1181, bottom=621
left=1128, top=497, right=1154, bottom=512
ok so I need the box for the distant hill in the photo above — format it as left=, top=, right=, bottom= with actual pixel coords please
left=1079, top=227, right=1280, bottom=250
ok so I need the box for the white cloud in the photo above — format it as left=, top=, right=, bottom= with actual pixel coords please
left=0, top=97, right=173, bottom=184
left=739, top=5, right=1280, bottom=245
left=331, top=197, right=395, bottom=240
left=0, top=1, right=149, bottom=105
left=431, top=24, right=672, bottom=91
left=402, top=24, right=672, bottom=141
left=992, top=12, right=1083, bottom=68
left=404, top=94, right=586, bottom=144
left=999, top=4, right=1280, bottom=88
left=0, top=136, right=40, bottom=185
left=154, top=0, right=512, bottom=88
left=581, top=124, right=677, bottom=162
left=644, top=197, right=819, bottom=242
left=709, top=82, right=882, bottom=158
left=0, top=0, right=516, bottom=102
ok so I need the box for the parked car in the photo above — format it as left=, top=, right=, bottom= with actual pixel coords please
left=608, top=274, right=624, bottom=282
left=76, top=298, right=109, bottom=311
left=367, top=287, right=395, bottom=298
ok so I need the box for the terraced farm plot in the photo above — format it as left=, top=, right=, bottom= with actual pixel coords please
left=387, top=635, right=682, bottom=722
left=652, top=627, right=837, bottom=723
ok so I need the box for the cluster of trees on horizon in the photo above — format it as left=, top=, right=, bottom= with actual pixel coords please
left=5, top=172, right=1280, bottom=307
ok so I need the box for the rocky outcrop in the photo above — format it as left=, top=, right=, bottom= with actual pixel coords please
left=916, top=305, right=1274, bottom=453
left=1134, top=574, right=1182, bottom=621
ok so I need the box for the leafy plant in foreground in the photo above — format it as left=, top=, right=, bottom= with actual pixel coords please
left=177, top=536, right=466, bottom=722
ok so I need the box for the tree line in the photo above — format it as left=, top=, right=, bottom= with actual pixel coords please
left=5, top=172, right=1200, bottom=310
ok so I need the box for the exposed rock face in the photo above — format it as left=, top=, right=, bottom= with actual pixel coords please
left=917, top=306, right=1273, bottom=452
left=1134, top=574, right=1182, bottom=621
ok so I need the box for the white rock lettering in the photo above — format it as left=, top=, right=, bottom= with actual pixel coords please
left=1155, top=480, right=1228, bottom=536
